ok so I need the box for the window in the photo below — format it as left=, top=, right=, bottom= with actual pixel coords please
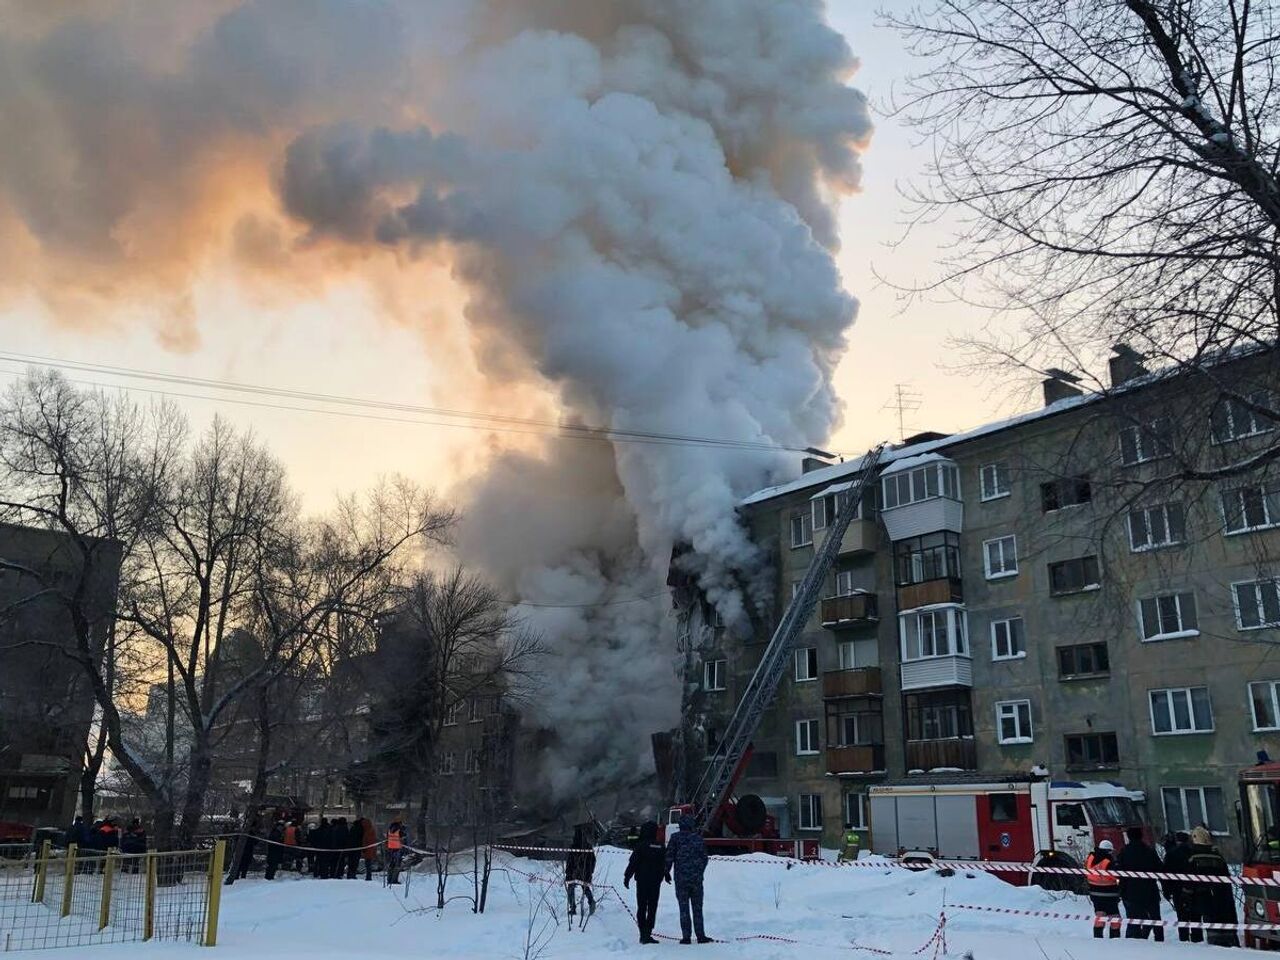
left=989, top=793, right=1018, bottom=822
left=990, top=617, right=1025, bottom=660
left=438, top=751, right=456, bottom=776
left=1128, top=502, right=1186, bottom=551
left=1222, top=483, right=1280, bottom=534
left=1057, top=642, right=1109, bottom=678
left=1211, top=391, right=1275, bottom=443
left=469, top=698, right=484, bottom=723
left=996, top=700, right=1033, bottom=744
left=1234, top=579, right=1280, bottom=629
left=895, top=532, right=962, bottom=586
left=1048, top=556, right=1101, bottom=595
left=833, top=710, right=882, bottom=747
left=1056, top=803, right=1087, bottom=828
left=843, top=792, right=868, bottom=830
left=813, top=492, right=860, bottom=530
left=443, top=701, right=460, bottom=726
left=1162, top=786, right=1229, bottom=836
left=837, top=640, right=867, bottom=671
left=834, top=570, right=856, bottom=596
left=901, top=606, right=968, bottom=661
left=798, top=793, right=824, bottom=831
left=704, top=659, right=727, bottom=692
left=1138, top=592, right=1198, bottom=640
left=1119, top=419, right=1171, bottom=466
left=464, top=749, right=481, bottom=774
left=790, top=512, right=813, bottom=548
left=1149, top=686, right=1214, bottom=734
left=1041, top=476, right=1093, bottom=512
left=980, top=461, right=1011, bottom=501
left=795, top=719, right=820, bottom=755
left=1065, top=732, right=1120, bottom=768
left=881, top=462, right=960, bottom=510
left=794, top=647, right=819, bottom=682
left=1250, top=680, right=1280, bottom=731
left=983, top=535, right=1018, bottom=579
left=905, top=691, right=973, bottom=741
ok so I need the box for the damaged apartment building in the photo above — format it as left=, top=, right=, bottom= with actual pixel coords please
left=679, top=346, right=1280, bottom=858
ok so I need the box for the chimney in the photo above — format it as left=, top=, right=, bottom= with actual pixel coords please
left=1042, top=367, right=1083, bottom=406
left=1108, top=343, right=1148, bottom=388
left=802, top=447, right=836, bottom=474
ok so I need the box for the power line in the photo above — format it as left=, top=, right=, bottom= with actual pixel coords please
left=0, top=351, right=833, bottom=456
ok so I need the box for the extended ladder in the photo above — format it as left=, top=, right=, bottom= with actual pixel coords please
left=690, top=443, right=887, bottom=826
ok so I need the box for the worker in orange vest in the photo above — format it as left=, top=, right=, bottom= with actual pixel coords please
left=385, top=820, right=407, bottom=885
left=283, top=821, right=299, bottom=872
left=1086, top=839, right=1122, bottom=939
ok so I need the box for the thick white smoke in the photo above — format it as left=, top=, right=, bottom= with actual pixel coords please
left=0, top=0, right=870, bottom=801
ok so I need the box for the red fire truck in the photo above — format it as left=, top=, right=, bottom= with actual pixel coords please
left=1238, top=756, right=1280, bottom=947
left=869, top=772, right=1150, bottom=886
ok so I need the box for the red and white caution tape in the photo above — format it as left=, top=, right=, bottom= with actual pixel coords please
left=951, top=902, right=1280, bottom=933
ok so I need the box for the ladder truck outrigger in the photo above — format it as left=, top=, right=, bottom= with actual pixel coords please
left=663, top=444, right=887, bottom=859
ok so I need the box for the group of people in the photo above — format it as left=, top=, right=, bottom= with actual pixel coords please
left=1085, top=826, right=1238, bottom=945
left=64, top=815, right=148, bottom=871
left=571, top=815, right=712, bottom=945
left=231, top=816, right=410, bottom=885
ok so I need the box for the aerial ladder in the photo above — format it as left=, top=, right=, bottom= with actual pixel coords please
left=666, top=443, right=887, bottom=856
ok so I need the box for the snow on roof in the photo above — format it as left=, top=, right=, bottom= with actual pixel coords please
left=739, top=389, right=1097, bottom=509
left=809, top=479, right=854, bottom=499
left=880, top=452, right=949, bottom=476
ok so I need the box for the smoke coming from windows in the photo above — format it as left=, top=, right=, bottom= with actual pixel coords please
left=0, top=0, right=870, bottom=800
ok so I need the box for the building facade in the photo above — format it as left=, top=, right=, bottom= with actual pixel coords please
left=688, top=348, right=1280, bottom=859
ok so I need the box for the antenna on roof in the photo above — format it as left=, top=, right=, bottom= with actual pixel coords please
left=882, top=384, right=922, bottom=443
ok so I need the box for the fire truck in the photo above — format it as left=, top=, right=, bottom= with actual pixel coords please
left=662, top=445, right=886, bottom=860
left=868, top=773, right=1150, bottom=886
left=1238, top=755, right=1280, bottom=947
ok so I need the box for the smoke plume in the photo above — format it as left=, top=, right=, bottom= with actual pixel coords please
left=0, top=0, right=870, bottom=800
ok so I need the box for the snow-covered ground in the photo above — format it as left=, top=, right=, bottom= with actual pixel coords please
left=26, top=849, right=1248, bottom=959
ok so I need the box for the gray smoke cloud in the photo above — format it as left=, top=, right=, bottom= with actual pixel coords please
left=0, top=0, right=870, bottom=801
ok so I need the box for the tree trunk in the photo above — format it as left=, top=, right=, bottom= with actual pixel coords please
left=226, top=692, right=273, bottom=887
left=175, top=739, right=214, bottom=851
left=79, top=725, right=108, bottom=820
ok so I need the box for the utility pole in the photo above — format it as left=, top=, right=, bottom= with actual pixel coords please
left=881, top=384, right=921, bottom=443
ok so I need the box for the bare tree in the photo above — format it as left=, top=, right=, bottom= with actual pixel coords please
left=889, top=0, right=1280, bottom=476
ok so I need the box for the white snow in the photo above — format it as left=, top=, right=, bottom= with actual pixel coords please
left=19, top=848, right=1246, bottom=959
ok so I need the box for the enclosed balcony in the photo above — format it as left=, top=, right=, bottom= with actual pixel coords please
left=899, top=605, right=972, bottom=691
left=825, top=704, right=884, bottom=775
left=895, top=532, right=963, bottom=611
left=879, top=455, right=964, bottom=542
left=827, top=744, right=887, bottom=776
left=903, top=690, right=976, bottom=772
left=905, top=738, right=977, bottom=772
left=822, top=667, right=882, bottom=699
left=820, top=591, right=879, bottom=629
left=810, top=483, right=878, bottom=557
left=898, top=578, right=963, bottom=611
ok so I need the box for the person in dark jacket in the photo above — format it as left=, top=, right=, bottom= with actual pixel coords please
left=345, top=819, right=364, bottom=879
left=1085, top=839, right=1122, bottom=939
left=264, top=821, right=286, bottom=880
left=64, top=816, right=89, bottom=850
left=1162, top=831, right=1200, bottom=942
left=565, top=827, right=597, bottom=921
left=624, top=821, right=669, bottom=944
left=313, top=819, right=332, bottom=878
left=120, top=819, right=147, bottom=874
left=1116, top=827, right=1164, bottom=941
left=1186, top=826, right=1238, bottom=947
left=666, top=814, right=712, bottom=944
left=330, top=819, right=348, bottom=880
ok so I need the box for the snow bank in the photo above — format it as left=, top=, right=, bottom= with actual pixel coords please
left=25, top=849, right=1240, bottom=959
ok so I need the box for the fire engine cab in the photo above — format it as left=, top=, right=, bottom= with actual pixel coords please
left=1238, top=755, right=1280, bottom=948
left=869, top=772, right=1149, bottom=885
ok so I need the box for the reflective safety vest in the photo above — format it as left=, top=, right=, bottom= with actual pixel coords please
left=1085, top=853, right=1119, bottom=889
left=387, top=827, right=403, bottom=851
left=843, top=831, right=861, bottom=847
left=284, top=825, right=298, bottom=846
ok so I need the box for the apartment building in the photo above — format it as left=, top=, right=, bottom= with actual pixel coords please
left=690, top=347, right=1280, bottom=858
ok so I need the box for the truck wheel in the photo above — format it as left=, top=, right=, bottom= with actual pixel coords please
left=735, top=794, right=768, bottom=834
left=1031, top=852, right=1085, bottom=895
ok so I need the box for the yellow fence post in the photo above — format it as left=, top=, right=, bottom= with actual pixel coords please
left=60, top=843, right=77, bottom=918
left=99, top=849, right=117, bottom=930
left=31, top=839, right=51, bottom=905
left=204, top=840, right=227, bottom=946
left=143, top=853, right=157, bottom=941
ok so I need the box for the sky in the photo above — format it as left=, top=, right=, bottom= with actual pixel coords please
left=0, top=0, right=1014, bottom=513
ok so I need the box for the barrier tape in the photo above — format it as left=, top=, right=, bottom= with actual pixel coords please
left=200, top=830, right=386, bottom=855
left=951, top=902, right=1280, bottom=934
left=491, top=844, right=1275, bottom=888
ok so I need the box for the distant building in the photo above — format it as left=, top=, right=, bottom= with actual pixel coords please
left=682, top=346, right=1280, bottom=858
left=0, top=523, right=121, bottom=827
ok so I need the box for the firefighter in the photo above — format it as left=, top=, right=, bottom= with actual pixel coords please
left=839, top=823, right=862, bottom=862
left=385, top=820, right=407, bottom=885
left=623, top=820, right=669, bottom=944
left=1161, top=831, right=1200, bottom=942
left=282, top=820, right=299, bottom=872
left=264, top=821, right=285, bottom=880
left=565, top=827, right=597, bottom=921
left=666, top=814, right=712, bottom=945
left=1116, top=827, right=1163, bottom=941
left=1085, top=839, right=1122, bottom=939
left=1186, top=826, right=1238, bottom=947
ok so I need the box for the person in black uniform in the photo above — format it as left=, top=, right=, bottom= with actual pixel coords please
left=624, top=821, right=670, bottom=944
left=1163, top=831, right=1201, bottom=942
left=1116, top=827, right=1164, bottom=941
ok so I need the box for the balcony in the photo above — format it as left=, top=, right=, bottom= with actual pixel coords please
left=900, top=655, right=972, bottom=691
left=906, top=737, right=977, bottom=772
left=822, top=667, right=882, bottom=699
left=814, top=518, right=878, bottom=557
left=820, top=592, right=879, bottom=628
left=826, top=744, right=886, bottom=776
left=897, top=576, right=963, bottom=611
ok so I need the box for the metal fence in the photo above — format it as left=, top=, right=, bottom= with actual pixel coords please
left=0, top=840, right=226, bottom=952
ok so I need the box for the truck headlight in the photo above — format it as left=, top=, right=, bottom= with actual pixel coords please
left=1253, top=900, right=1267, bottom=920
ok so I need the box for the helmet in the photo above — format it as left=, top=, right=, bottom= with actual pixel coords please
left=1098, top=839, right=1114, bottom=851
